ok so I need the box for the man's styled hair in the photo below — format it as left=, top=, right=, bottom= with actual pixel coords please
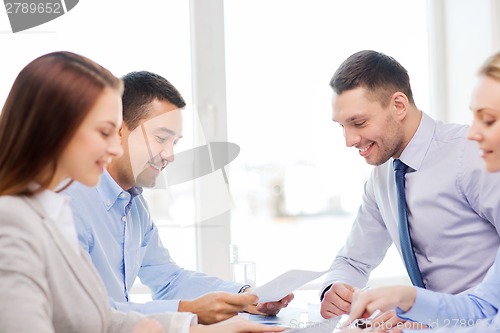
left=330, top=50, right=415, bottom=107
left=122, top=71, right=186, bottom=130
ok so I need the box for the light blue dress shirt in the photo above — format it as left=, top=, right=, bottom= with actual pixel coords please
left=322, top=112, right=500, bottom=295
left=64, top=171, right=243, bottom=314
left=396, top=247, right=500, bottom=332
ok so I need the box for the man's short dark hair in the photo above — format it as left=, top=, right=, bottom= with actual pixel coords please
left=330, top=50, right=415, bottom=107
left=122, top=71, right=186, bottom=130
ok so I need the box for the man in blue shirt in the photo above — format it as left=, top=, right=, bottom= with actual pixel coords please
left=319, top=50, right=500, bottom=321
left=64, top=71, right=292, bottom=324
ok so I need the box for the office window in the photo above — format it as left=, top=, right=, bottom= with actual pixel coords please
left=224, top=0, right=430, bottom=286
left=1, top=0, right=431, bottom=299
left=0, top=0, right=196, bottom=288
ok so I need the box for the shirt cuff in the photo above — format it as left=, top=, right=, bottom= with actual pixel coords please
left=239, top=285, right=252, bottom=293
left=319, top=284, right=332, bottom=301
left=397, top=287, right=440, bottom=328
left=144, top=299, right=181, bottom=314
left=181, top=313, right=198, bottom=333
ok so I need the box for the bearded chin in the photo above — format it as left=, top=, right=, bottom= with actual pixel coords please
left=135, top=169, right=156, bottom=188
left=368, top=138, right=404, bottom=166
left=382, top=139, right=404, bottom=165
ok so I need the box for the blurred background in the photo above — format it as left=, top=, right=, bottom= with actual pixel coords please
left=1, top=0, right=499, bottom=307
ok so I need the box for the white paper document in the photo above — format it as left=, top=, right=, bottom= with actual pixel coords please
left=251, top=269, right=330, bottom=303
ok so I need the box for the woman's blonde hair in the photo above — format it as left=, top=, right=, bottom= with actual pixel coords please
left=479, top=51, right=500, bottom=81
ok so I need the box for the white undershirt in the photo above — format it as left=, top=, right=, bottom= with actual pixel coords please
left=34, top=188, right=81, bottom=256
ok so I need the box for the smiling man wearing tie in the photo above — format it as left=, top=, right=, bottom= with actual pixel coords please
left=319, top=50, right=500, bottom=326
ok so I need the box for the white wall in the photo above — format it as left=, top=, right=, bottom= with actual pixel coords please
left=428, top=0, right=500, bottom=124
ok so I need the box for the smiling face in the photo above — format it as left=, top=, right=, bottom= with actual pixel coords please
left=110, top=99, right=183, bottom=189
left=332, top=87, right=405, bottom=166
left=55, top=87, right=123, bottom=188
left=467, top=75, right=500, bottom=172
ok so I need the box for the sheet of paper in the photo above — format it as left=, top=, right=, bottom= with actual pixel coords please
left=251, top=269, right=330, bottom=303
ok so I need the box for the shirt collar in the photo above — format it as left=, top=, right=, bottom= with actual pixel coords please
left=34, top=187, right=70, bottom=222
left=398, top=112, right=436, bottom=171
left=97, top=170, right=127, bottom=211
left=127, top=186, right=143, bottom=198
left=96, top=170, right=143, bottom=211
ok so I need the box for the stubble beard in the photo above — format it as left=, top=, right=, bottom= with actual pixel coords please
left=366, top=119, right=404, bottom=166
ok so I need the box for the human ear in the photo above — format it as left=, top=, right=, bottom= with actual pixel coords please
left=119, top=123, right=132, bottom=139
left=391, top=92, right=409, bottom=120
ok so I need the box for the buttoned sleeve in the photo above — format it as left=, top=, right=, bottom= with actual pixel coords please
left=66, top=175, right=244, bottom=315
left=398, top=248, right=500, bottom=329
left=134, top=196, right=243, bottom=310
left=321, top=170, right=393, bottom=295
